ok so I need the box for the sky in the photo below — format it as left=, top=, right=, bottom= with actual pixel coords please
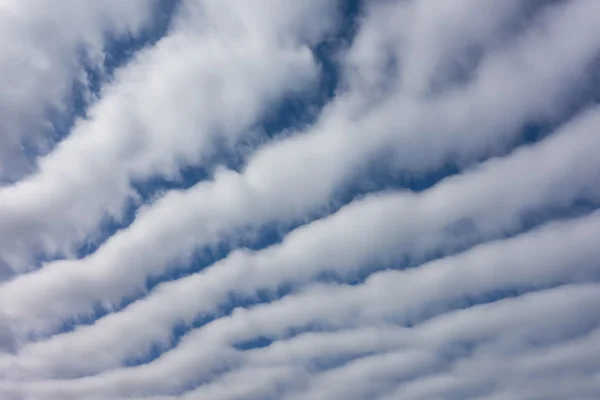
left=0, top=0, right=600, bottom=399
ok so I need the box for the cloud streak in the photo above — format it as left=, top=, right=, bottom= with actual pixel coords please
left=1, top=0, right=599, bottom=399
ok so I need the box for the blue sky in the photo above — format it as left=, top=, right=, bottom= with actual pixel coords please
left=1, top=1, right=600, bottom=399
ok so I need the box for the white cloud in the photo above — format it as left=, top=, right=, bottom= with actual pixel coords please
left=3, top=282, right=598, bottom=399
left=0, top=0, right=338, bottom=273
left=3, top=0, right=599, bottom=275
left=2, top=0, right=599, bottom=326
left=1, top=0, right=600, bottom=399
left=0, top=0, right=159, bottom=179
left=3, top=101, right=600, bottom=344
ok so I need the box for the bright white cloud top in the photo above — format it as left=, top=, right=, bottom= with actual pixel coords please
left=0, top=1, right=599, bottom=399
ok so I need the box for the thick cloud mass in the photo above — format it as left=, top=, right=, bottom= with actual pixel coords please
left=1, top=1, right=600, bottom=399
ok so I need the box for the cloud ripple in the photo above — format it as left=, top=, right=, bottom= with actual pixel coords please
left=1, top=1, right=600, bottom=399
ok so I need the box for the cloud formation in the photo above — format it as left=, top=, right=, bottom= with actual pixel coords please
left=1, top=0, right=600, bottom=399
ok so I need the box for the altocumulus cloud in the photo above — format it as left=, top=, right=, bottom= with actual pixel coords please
left=0, top=0, right=600, bottom=399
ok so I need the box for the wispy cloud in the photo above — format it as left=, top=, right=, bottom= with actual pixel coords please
left=1, top=1, right=599, bottom=399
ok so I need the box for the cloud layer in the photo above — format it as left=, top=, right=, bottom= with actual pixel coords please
left=1, top=1, right=600, bottom=399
